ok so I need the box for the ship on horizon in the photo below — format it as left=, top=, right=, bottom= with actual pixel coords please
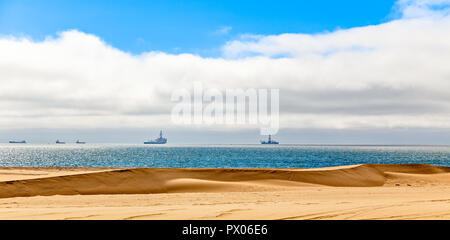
left=56, top=140, right=66, bottom=144
left=261, top=135, right=279, bottom=144
left=76, top=140, right=86, bottom=144
left=144, top=130, right=167, bottom=144
left=9, top=140, right=26, bottom=144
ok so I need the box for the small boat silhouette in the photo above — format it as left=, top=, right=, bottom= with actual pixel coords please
left=144, top=130, right=167, bottom=144
left=261, top=135, right=279, bottom=144
left=76, top=140, right=86, bottom=144
left=56, top=140, right=66, bottom=144
left=9, top=140, right=26, bottom=144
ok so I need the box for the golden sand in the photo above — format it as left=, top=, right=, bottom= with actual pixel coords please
left=0, top=164, right=449, bottom=219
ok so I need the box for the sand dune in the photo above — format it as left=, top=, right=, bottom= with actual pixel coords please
left=0, top=164, right=449, bottom=198
left=1, top=164, right=450, bottom=220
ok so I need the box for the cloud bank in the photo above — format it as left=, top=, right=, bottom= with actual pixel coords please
left=1, top=0, right=450, bottom=131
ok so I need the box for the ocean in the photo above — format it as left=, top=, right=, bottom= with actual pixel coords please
left=1, top=144, right=450, bottom=168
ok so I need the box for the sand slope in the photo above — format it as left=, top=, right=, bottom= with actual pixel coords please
left=1, top=164, right=450, bottom=219
left=1, top=164, right=449, bottom=199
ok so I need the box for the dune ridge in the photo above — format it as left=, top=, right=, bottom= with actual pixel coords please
left=1, top=164, right=449, bottom=199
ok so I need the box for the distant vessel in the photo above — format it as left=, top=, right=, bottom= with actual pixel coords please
left=9, top=140, right=26, bottom=144
left=144, top=130, right=167, bottom=144
left=76, top=140, right=86, bottom=144
left=56, top=140, right=66, bottom=144
left=261, top=135, right=279, bottom=144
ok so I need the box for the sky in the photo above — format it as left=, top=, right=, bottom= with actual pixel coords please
left=1, top=0, right=450, bottom=144
left=0, top=0, right=397, bottom=55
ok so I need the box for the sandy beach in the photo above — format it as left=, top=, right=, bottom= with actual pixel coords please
left=0, top=164, right=449, bottom=220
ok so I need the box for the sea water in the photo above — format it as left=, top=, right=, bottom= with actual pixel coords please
left=0, top=143, right=450, bottom=168
left=1, top=144, right=450, bottom=168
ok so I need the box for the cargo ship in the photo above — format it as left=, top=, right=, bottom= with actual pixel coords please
left=261, top=135, right=279, bottom=144
left=144, top=130, right=167, bottom=144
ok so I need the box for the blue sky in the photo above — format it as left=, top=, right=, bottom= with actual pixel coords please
left=2, top=0, right=450, bottom=144
left=0, top=0, right=396, bottom=56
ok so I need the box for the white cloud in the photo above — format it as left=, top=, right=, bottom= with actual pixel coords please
left=395, top=0, right=450, bottom=18
left=213, top=26, right=232, bottom=35
left=1, top=0, right=450, bottom=131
